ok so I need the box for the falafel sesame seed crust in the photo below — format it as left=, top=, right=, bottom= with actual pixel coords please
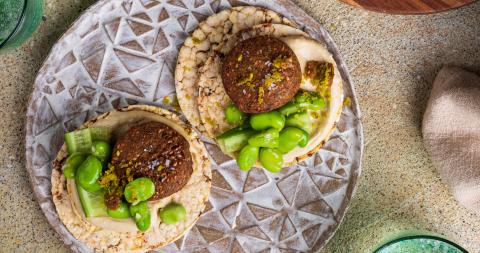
left=175, top=6, right=296, bottom=136
left=51, top=105, right=211, bottom=253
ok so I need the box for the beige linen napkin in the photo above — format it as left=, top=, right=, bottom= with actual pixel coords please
left=423, top=66, right=480, bottom=215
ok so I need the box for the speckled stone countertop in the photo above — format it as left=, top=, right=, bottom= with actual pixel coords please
left=0, top=0, right=479, bottom=252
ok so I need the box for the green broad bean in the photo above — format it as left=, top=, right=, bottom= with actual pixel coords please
left=249, top=111, right=285, bottom=130
left=76, top=155, right=103, bottom=192
left=124, top=177, right=155, bottom=205
left=159, top=202, right=187, bottom=224
left=217, top=125, right=256, bottom=153
left=91, top=141, right=111, bottom=162
left=225, top=104, right=246, bottom=124
left=129, top=201, right=151, bottom=232
left=237, top=145, right=260, bottom=171
left=248, top=128, right=279, bottom=148
left=306, top=96, right=326, bottom=110
left=294, top=91, right=326, bottom=110
left=63, top=154, right=86, bottom=179
left=294, top=91, right=310, bottom=103
left=278, top=127, right=309, bottom=154
left=298, top=132, right=309, bottom=147
left=107, top=201, right=131, bottom=219
left=259, top=148, right=283, bottom=173
left=278, top=102, right=300, bottom=116
left=285, top=112, right=314, bottom=134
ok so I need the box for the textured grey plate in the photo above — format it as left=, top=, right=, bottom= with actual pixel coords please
left=25, top=0, right=363, bottom=252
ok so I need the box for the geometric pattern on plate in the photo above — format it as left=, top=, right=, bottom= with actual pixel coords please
left=25, top=0, right=363, bottom=252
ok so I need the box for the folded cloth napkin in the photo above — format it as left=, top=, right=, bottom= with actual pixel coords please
left=423, top=66, right=480, bottom=215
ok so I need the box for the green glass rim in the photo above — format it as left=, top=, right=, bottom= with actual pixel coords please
left=373, top=235, right=468, bottom=253
left=0, top=0, right=28, bottom=48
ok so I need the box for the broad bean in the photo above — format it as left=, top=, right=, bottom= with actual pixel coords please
left=76, top=155, right=103, bottom=192
left=159, top=202, right=187, bottom=224
left=237, top=145, right=259, bottom=171
left=259, top=148, right=283, bottom=173
left=278, top=102, right=300, bottom=116
left=129, top=201, right=151, bottom=232
left=225, top=104, right=246, bottom=124
left=249, top=111, right=285, bottom=130
left=124, top=177, right=155, bottom=205
left=107, top=201, right=131, bottom=219
left=91, top=141, right=111, bottom=161
left=278, top=127, right=309, bottom=154
left=63, top=154, right=86, bottom=179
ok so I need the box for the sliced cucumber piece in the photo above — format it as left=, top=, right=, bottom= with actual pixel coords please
left=65, top=129, right=93, bottom=155
left=217, top=126, right=256, bottom=153
left=90, top=127, right=111, bottom=142
left=76, top=185, right=107, bottom=218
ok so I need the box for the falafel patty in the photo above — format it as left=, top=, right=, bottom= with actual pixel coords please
left=221, top=36, right=301, bottom=113
left=105, top=121, right=193, bottom=209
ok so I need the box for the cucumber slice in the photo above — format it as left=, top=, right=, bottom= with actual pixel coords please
left=65, top=129, right=93, bottom=155
left=64, top=127, right=111, bottom=155
left=76, top=184, right=107, bottom=218
left=90, top=127, right=111, bottom=142
left=217, top=127, right=256, bottom=153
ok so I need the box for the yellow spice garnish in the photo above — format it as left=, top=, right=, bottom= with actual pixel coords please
left=272, top=55, right=289, bottom=68
left=237, top=72, right=254, bottom=88
left=205, top=117, right=215, bottom=125
left=305, top=61, right=334, bottom=99
left=263, top=55, right=289, bottom=89
left=311, top=111, right=321, bottom=119
left=265, top=70, right=284, bottom=87
left=192, top=37, right=201, bottom=44
left=156, top=165, right=164, bottom=172
left=126, top=167, right=134, bottom=182
left=98, top=164, right=119, bottom=192
left=171, top=96, right=181, bottom=111
left=237, top=54, right=243, bottom=62
left=162, top=96, right=171, bottom=104
left=258, top=87, right=265, bottom=105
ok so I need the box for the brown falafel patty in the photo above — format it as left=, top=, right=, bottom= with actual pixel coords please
left=221, top=36, right=301, bottom=113
left=105, top=121, right=193, bottom=209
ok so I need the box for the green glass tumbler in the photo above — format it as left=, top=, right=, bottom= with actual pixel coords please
left=375, top=235, right=468, bottom=253
left=0, top=0, right=43, bottom=52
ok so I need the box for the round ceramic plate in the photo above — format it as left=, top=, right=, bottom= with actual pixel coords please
left=25, top=0, right=363, bottom=252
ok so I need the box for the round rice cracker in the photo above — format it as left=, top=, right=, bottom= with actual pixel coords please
left=175, top=6, right=296, bottom=135
left=197, top=24, right=344, bottom=167
left=51, top=105, right=212, bottom=253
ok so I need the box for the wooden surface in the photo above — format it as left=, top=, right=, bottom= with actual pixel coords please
left=339, top=0, right=476, bottom=14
